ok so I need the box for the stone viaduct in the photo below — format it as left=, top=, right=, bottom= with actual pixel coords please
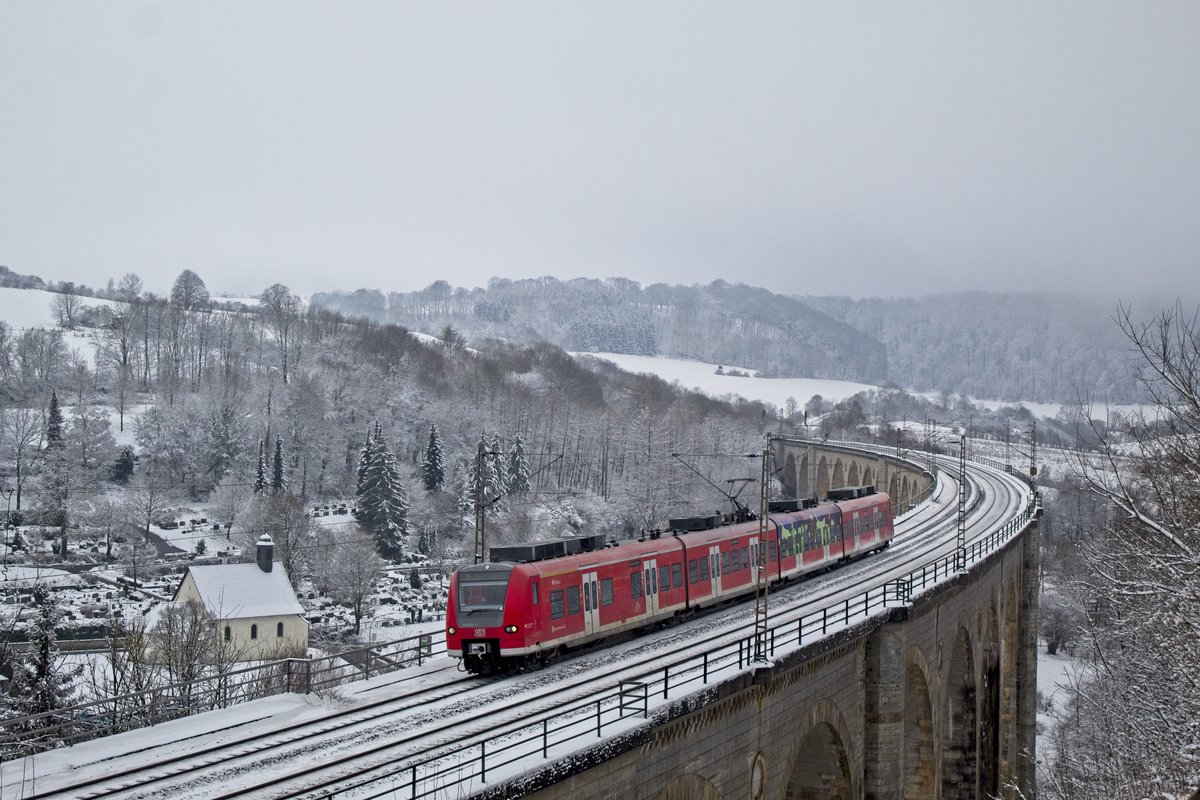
left=770, top=438, right=935, bottom=513
left=481, top=441, right=1038, bottom=800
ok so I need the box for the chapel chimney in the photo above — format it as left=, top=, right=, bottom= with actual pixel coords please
left=256, top=534, right=274, bottom=572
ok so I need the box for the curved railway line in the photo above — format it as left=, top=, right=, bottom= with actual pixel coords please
left=6, top=449, right=1032, bottom=800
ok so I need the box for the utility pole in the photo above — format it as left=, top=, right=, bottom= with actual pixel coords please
left=955, top=433, right=967, bottom=572
left=753, top=436, right=772, bottom=663
left=473, top=439, right=487, bottom=564
left=1029, top=420, right=1038, bottom=482
left=925, top=417, right=937, bottom=476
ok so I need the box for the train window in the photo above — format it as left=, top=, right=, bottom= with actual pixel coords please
left=457, top=570, right=512, bottom=614
left=688, top=559, right=698, bottom=584
left=671, top=562, right=682, bottom=588
left=550, top=590, right=564, bottom=619
left=721, top=551, right=730, bottom=575
left=699, top=557, right=710, bottom=581
left=601, top=578, right=614, bottom=606
left=583, top=581, right=591, bottom=612
left=768, top=540, right=778, bottom=562
left=531, top=582, right=539, bottom=606
left=631, top=571, right=643, bottom=599
left=658, top=566, right=668, bottom=593
left=740, top=548, right=749, bottom=570
left=567, top=586, right=581, bottom=615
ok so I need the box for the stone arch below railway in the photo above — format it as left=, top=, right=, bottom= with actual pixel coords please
left=903, top=647, right=937, bottom=799
left=831, top=460, right=845, bottom=491
left=979, top=599, right=1002, bottom=796
left=782, top=453, right=798, bottom=498
left=999, top=578, right=1021, bottom=782
left=816, top=457, right=831, bottom=499
left=942, top=623, right=979, bottom=799
left=785, top=700, right=856, bottom=800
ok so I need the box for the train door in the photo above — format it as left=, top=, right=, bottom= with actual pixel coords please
left=644, top=559, right=659, bottom=616
left=708, top=545, right=722, bottom=597
left=582, top=571, right=600, bottom=635
left=750, top=538, right=762, bottom=585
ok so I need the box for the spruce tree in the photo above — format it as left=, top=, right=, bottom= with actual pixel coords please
left=253, top=439, right=267, bottom=495
left=506, top=433, right=531, bottom=497
left=421, top=423, right=445, bottom=492
left=5, top=585, right=77, bottom=724
left=271, top=436, right=286, bottom=493
left=111, top=445, right=135, bottom=484
left=453, top=458, right=475, bottom=520
left=487, top=434, right=506, bottom=508
left=45, top=391, right=64, bottom=447
left=44, top=392, right=70, bottom=556
left=355, top=426, right=375, bottom=500
left=355, top=424, right=409, bottom=559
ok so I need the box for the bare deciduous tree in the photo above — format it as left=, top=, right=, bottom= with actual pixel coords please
left=317, top=524, right=384, bottom=636
left=1044, top=303, right=1200, bottom=798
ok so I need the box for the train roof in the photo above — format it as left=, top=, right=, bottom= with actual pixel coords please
left=489, top=533, right=607, bottom=564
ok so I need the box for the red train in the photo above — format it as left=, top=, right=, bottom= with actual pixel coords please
left=446, top=486, right=893, bottom=673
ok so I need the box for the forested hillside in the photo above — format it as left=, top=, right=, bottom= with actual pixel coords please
left=314, top=279, right=1143, bottom=403
left=311, top=278, right=889, bottom=385
left=0, top=271, right=779, bottom=566
left=811, top=292, right=1143, bottom=403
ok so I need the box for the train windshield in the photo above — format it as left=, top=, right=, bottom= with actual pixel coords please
left=457, top=568, right=512, bottom=614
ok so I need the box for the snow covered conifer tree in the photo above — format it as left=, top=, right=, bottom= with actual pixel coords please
left=4, top=585, right=78, bottom=725
left=421, top=423, right=445, bottom=492
left=253, top=439, right=267, bottom=495
left=453, top=457, right=475, bottom=520
left=111, top=445, right=135, bottom=484
left=506, top=433, right=530, bottom=497
left=482, top=433, right=505, bottom=511
left=43, top=391, right=71, bottom=556
left=271, top=436, right=286, bottom=493
left=355, top=423, right=409, bottom=559
left=356, top=426, right=375, bottom=499
left=45, top=391, right=64, bottom=447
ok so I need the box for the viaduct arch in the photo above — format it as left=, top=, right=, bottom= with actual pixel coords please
left=772, top=439, right=934, bottom=512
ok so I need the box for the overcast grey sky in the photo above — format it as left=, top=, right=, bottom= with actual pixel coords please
left=2, top=2, right=1197, bottom=300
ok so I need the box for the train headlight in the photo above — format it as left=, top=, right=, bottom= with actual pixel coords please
left=504, top=625, right=518, bottom=634
left=447, top=627, right=456, bottom=636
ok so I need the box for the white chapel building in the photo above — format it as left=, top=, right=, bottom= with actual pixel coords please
left=172, top=535, right=309, bottom=659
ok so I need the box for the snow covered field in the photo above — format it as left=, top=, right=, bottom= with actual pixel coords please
left=574, top=351, right=1095, bottom=421
left=576, top=352, right=883, bottom=409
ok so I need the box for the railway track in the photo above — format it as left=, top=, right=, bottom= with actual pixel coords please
left=4, top=452, right=1031, bottom=800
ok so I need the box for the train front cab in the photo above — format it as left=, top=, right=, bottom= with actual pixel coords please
left=447, top=562, right=518, bottom=673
